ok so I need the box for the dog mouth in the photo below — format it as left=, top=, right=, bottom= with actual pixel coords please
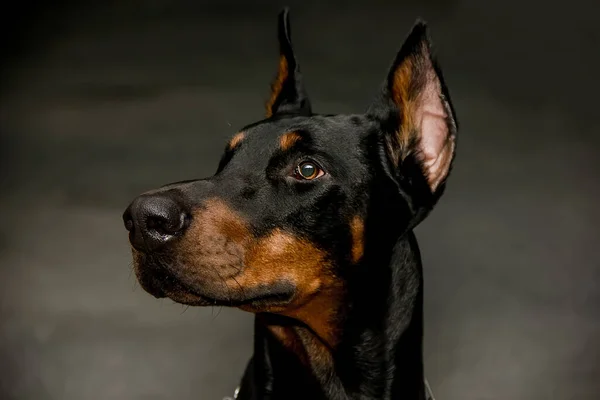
left=133, top=253, right=295, bottom=308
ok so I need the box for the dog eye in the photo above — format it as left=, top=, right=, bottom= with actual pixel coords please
left=295, top=161, right=324, bottom=180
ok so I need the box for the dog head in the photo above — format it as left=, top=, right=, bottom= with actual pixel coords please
left=123, top=9, right=457, bottom=342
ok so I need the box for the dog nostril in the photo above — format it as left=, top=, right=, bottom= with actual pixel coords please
left=146, top=214, right=186, bottom=236
left=143, top=201, right=188, bottom=240
left=146, top=217, right=159, bottom=230
left=124, top=219, right=134, bottom=232
left=123, top=207, right=135, bottom=232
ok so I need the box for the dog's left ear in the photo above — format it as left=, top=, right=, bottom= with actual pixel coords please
left=368, top=21, right=458, bottom=225
left=265, top=8, right=312, bottom=117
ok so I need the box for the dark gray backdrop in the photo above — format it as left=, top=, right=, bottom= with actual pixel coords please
left=1, top=1, right=598, bottom=399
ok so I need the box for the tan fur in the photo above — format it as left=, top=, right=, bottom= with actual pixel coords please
left=177, top=199, right=251, bottom=279
left=265, top=55, right=289, bottom=117
left=157, top=200, right=343, bottom=347
left=265, top=321, right=334, bottom=370
left=279, top=131, right=302, bottom=151
left=240, top=229, right=343, bottom=347
left=228, top=132, right=245, bottom=149
left=390, top=56, right=416, bottom=166
left=350, top=216, right=364, bottom=264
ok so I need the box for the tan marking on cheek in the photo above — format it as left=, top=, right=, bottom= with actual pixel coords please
left=178, top=199, right=252, bottom=278
left=279, top=131, right=302, bottom=151
left=238, top=229, right=326, bottom=289
left=239, top=230, right=343, bottom=347
left=265, top=54, right=289, bottom=118
left=228, top=132, right=245, bottom=149
left=350, top=216, right=364, bottom=263
left=201, top=199, right=250, bottom=243
left=173, top=211, right=344, bottom=348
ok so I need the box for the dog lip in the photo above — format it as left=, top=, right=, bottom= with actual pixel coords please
left=146, top=283, right=167, bottom=299
left=135, top=256, right=296, bottom=308
left=170, top=279, right=296, bottom=308
left=203, top=291, right=295, bottom=307
left=155, top=284, right=295, bottom=309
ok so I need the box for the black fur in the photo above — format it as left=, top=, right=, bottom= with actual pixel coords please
left=123, top=8, right=457, bottom=400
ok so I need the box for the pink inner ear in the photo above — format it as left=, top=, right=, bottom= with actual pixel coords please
left=416, top=71, right=455, bottom=191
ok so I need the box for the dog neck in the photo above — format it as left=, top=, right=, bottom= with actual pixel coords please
left=247, top=232, right=426, bottom=400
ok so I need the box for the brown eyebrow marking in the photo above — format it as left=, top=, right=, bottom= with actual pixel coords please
left=350, top=216, right=364, bottom=264
left=228, top=132, right=246, bottom=149
left=279, top=131, right=302, bottom=151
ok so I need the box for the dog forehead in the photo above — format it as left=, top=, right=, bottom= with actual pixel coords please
left=243, top=114, right=371, bottom=149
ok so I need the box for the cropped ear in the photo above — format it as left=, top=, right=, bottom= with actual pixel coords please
left=265, top=8, right=312, bottom=117
left=367, top=21, right=458, bottom=226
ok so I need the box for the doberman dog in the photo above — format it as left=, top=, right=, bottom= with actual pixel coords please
left=123, top=8, right=457, bottom=400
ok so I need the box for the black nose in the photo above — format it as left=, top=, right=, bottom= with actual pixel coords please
left=123, top=194, right=188, bottom=252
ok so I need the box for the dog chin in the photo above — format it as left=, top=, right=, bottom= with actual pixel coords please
left=135, top=268, right=214, bottom=306
left=132, top=256, right=204, bottom=304
left=160, top=288, right=215, bottom=306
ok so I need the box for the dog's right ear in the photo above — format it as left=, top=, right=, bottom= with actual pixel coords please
left=367, top=21, right=458, bottom=228
left=265, top=8, right=312, bottom=118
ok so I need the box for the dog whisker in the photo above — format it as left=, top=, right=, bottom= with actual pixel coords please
left=211, top=306, right=224, bottom=321
left=229, top=275, right=245, bottom=307
left=210, top=265, right=233, bottom=304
